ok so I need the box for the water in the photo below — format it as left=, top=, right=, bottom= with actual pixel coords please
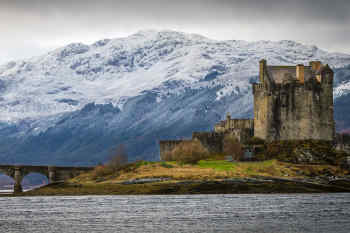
left=1, top=194, right=350, bottom=233
left=0, top=186, right=42, bottom=194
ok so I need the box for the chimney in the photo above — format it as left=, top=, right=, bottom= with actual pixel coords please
left=296, top=64, right=305, bottom=83
left=309, top=61, right=322, bottom=71
left=259, top=59, right=267, bottom=83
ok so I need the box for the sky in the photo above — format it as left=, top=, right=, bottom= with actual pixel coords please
left=1, top=0, right=350, bottom=64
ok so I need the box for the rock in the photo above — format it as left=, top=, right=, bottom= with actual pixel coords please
left=121, top=177, right=171, bottom=185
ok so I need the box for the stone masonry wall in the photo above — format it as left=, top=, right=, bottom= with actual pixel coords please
left=192, top=132, right=225, bottom=154
left=253, top=66, right=335, bottom=141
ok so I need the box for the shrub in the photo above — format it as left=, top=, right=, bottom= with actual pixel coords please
left=160, top=162, right=174, bottom=168
left=223, top=134, right=243, bottom=161
left=262, top=140, right=346, bottom=165
left=91, top=165, right=114, bottom=180
left=91, top=144, right=129, bottom=180
left=167, top=139, right=210, bottom=164
left=247, top=137, right=265, bottom=145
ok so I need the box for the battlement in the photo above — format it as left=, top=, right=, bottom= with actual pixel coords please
left=214, top=114, right=254, bottom=133
left=193, top=131, right=224, bottom=138
left=259, top=59, right=329, bottom=85
left=255, top=83, right=264, bottom=89
left=253, top=83, right=264, bottom=94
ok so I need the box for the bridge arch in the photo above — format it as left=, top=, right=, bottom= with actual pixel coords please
left=0, top=172, right=15, bottom=193
left=0, top=166, right=51, bottom=193
left=21, top=172, right=49, bottom=191
left=0, top=166, right=16, bottom=179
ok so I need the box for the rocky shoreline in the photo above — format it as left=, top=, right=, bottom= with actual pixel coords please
left=4, top=175, right=349, bottom=197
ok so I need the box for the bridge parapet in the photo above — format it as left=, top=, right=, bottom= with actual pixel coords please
left=0, top=165, right=94, bottom=193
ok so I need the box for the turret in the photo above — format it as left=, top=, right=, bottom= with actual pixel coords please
left=321, top=64, right=333, bottom=81
left=309, top=61, right=322, bottom=72
left=310, top=61, right=323, bottom=82
left=296, top=64, right=305, bottom=83
left=318, top=64, right=333, bottom=85
left=259, top=59, right=267, bottom=83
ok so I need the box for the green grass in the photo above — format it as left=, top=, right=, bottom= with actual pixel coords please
left=160, top=162, right=175, bottom=168
left=198, top=159, right=276, bottom=171
left=198, top=160, right=236, bottom=171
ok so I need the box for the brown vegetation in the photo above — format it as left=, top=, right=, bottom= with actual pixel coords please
left=159, top=139, right=209, bottom=164
left=91, top=144, right=128, bottom=179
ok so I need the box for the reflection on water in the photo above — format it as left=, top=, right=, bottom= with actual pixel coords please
left=0, top=193, right=350, bottom=233
left=0, top=185, right=45, bottom=194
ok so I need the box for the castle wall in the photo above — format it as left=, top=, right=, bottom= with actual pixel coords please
left=227, top=128, right=254, bottom=143
left=254, top=77, right=334, bottom=141
left=214, top=123, right=225, bottom=133
left=253, top=83, right=271, bottom=140
left=192, top=132, right=225, bottom=154
left=225, top=119, right=253, bottom=130
left=278, top=83, right=316, bottom=140
left=214, top=117, right=253, bottom=133
left=282, top=75, right=333, bottom=141
left=254, top=60, right=335, bottom=142
left=319, top=70, right=335, bottom=140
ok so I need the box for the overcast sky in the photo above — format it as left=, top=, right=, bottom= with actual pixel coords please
left=1, top=0, right=350, bottom=64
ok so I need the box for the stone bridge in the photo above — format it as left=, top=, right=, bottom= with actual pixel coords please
left=0, top=165, right=94, bottom=193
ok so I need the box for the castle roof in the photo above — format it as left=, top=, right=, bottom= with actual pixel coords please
left=266, top=65, right=314, bottom=84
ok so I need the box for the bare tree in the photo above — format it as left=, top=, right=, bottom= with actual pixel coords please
left=107, top=144, right=128, bottom=171
left=168, top=139, right=210, bottom=164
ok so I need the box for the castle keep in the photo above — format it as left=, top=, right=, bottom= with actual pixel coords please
left=159, top=60, right=335, bottom=160
left=254, top=60, right=335, bottom=141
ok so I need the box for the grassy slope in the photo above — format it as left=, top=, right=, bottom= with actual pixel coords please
left=72, top=159, right=347, bottom=183
left=20, top=159, right=350, bottom=196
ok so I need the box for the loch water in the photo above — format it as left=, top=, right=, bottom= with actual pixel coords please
left=1, top=193, right=350, bottom=233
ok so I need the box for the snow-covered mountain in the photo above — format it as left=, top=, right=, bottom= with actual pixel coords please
left=1, top=30, right=350, bottom=165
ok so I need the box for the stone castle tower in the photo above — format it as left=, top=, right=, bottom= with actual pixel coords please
left=159, top=60, right=336, bottom=160
left=252, top=59, right=335, bottom=141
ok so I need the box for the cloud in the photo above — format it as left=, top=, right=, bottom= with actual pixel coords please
left=0, top=0, right=349, bottom=64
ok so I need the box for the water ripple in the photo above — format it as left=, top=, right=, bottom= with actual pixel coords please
left=0, top=193, right=350, bottom=233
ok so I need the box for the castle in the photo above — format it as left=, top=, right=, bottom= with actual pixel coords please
left=159, top=60, right=335, bottom=160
